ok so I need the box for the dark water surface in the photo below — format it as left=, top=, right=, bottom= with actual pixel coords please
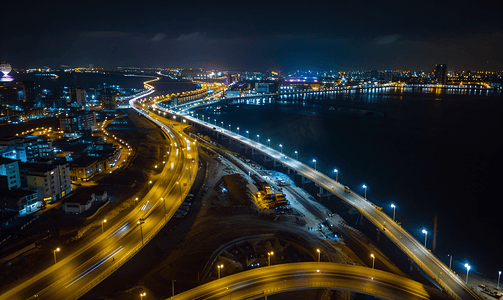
left=197, top=88, right=503, bottom=277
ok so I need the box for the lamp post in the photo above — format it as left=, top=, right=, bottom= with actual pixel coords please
left=237, top=127, right=240, bottom=135
left=54, top=248, right=60, bottom=264
left=371, top=254, right=375, bottom=269
left=497, top=271, right=501, bottom=290
left=465, top=263, right=471, bottom=284
left=217, top=264, right=224, bottom=279
left=279, top=144, right=283, bottom=153
left=422, top=229, right=428, bottom=248
left=134, top=197, right=138, bottom=208
left=246, top=130, right=249, bottom=138
left=363, top=185, right=367, bottom=200
left=161, top=197, right=166, bottom=220
left=334, top=169, right=338, bottom=182
left=313, top=159, right=317, bottom=170
left=229, top=124, right=231, bottom=131
left=268, top=251, right=274, bottom=266
left=448, top=254, right=453, bottom=269
left=221, top=121, right=223, bottom=127
left=214, top=119, right=216, bottom=125
left=177, top=181, right=182, bottom=203
left=256, top=134, right=260, bottom=143
left=172, top=280, right=176, bottom=297
left=138, top=218, right=145, bottom=245
left=268, top=139, right=270, bottom=147
left=102, top=219, right=107, bottom=234
left=391, top=204, right=396, bottom=221
left=295, top=151, right=298, bottom=160
left=140, top=292, right=146, bottom=300
left=149, top=180, right=152, bottom=189
left=317, top=249, right=320, bottom=263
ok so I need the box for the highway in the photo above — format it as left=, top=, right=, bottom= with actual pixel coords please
left=0, top=91, right=198, bottom=300
left=168, top=113, right=481, bottom=300
left=169, top=262, right=451, bottom=300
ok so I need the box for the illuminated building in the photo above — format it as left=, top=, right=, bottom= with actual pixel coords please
left=19, top=162, right=71, bottom=203
left=434, top=64, right=447, bottom=85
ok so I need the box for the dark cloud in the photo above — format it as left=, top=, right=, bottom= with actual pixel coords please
left=1, top=0, right=502, bottom=71
left=375, top=34, right=401, bottom=45
left=84, top=31, right=130, bottom=38
left=151, top=33, right=166, bottom=42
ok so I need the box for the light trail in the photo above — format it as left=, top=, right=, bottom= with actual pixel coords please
left=107, top=223, right=129, bottom=239
left=64, top=246, right=123, bottom=289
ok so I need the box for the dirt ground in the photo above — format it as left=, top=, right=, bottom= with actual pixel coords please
left=0, top=109, right=171, bottom=293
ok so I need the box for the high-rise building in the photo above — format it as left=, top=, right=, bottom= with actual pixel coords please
left=0, top=157, right=21, bottom=190
left=71, top=87, right=86, bottom=105
left=20, top=162, right=71, bottom=203
left=384, top=70, right=393, bottom=82
left=434, top=64, right=447, bottom=85
left=100, top=88, right=118, bottom=110
left=59, top=111, right=96, bottom=137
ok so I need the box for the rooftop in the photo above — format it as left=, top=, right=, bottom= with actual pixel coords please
left=0, top=157, right=19, bottom=165
left=0, top=188, right=38, bottom=199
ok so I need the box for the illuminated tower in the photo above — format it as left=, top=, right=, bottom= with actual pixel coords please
left=0, top=62, right=12, bottom=76
left=434, top=64, right=447, bottom=85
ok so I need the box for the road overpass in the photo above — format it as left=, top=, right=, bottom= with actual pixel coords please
left=169, top=262, right=451, bottom=300
left=0, top=89, right=198, bottom=300
left=151, top=107, right=481, bottom=300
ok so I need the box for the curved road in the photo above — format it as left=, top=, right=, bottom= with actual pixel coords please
left=0, top=90, right=198, bottom=300
left=169, top=262, right=450, bottom=300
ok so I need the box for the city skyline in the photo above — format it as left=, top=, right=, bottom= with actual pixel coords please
left=1, top=0, right=502, bottom=71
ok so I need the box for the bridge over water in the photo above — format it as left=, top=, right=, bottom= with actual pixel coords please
left=149, top=102, right=482, bottom=300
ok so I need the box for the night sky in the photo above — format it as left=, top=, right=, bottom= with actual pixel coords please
left=1, top=0, right=502, bottom=71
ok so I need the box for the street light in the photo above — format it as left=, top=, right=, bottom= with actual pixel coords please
left=138, top=219, right=145, bottom=245
left=313, top=159, right=317, bottom=170
left=497, top=271, right=501, bottom=290
left=177, top=181, right=182, bottom=202
left=102, top=219, right=107, bottom=234
left=217, top=264, right=224, bottom=279
left=268, top=251, right=274, bottom=266
left=134, top=197, right=138, bottom=208
left=267, top=139, right=270, bottom=147
left=149, top=181, right=152, bottom=189
left=172, top=279, right=176, bottom=297
left=279, top=144, right=283, bottom=153
left=465, top=263, right=471, bottom=284
left=371, top=254, right=375, bottom=269
left=246, top=130, right=249, bottom=138
left=161, top=197, right=166, bottom=220
left=54, top=248, right=60, bottom=264
left=228, top=124, right=231, bottom=131
left=316, top=249, right=320, bottom=263
left=422, top=229, right=428, bottom=248
left=221, top=121, right=223, bottom=127
left=448, top=254, right=453, bottom=269
left=140, top=292, right=146, bottom=300
left=391, top=204, right=396, bottom=221
left=294, top=151, right=298, bottom=160
left=334, top=169, right=338, bottom=182
left=256, top=134, right=260, bottom=142
left=237, top=127, right=240, bottom=135
left=363, top=185, right=367, bottom=200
